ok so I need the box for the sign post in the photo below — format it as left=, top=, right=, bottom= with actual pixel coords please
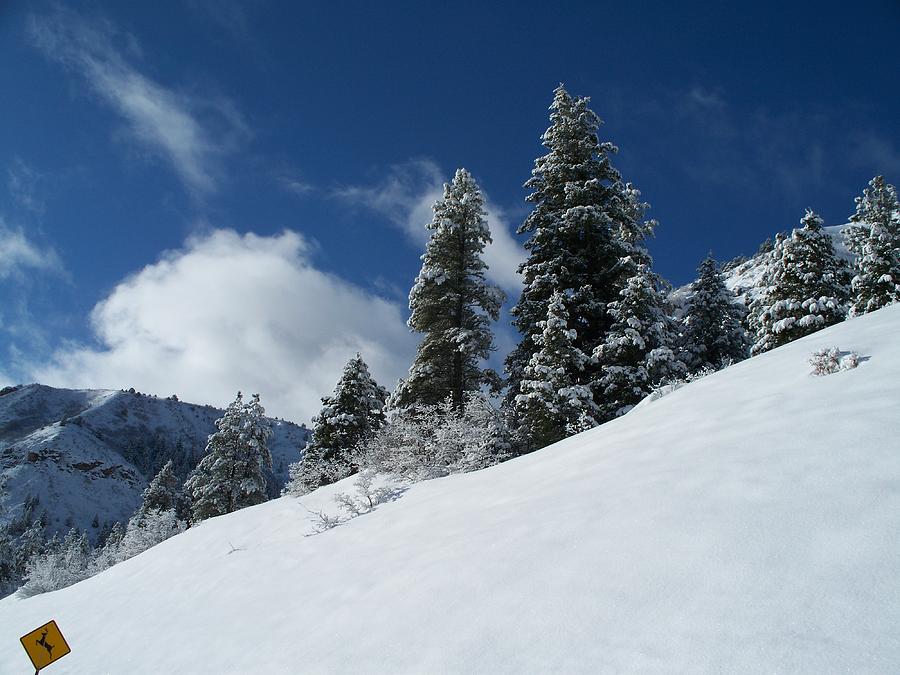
left=19, top=620, right=71, bottom=673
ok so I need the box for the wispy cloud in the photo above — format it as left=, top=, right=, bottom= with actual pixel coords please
left=277, top=175, right=317, bottom=197
left=0, top=218, right=63, bottom=280
left=334, top=159, right=525, bottom=294
left=0, top=219, right=66, bottom=373
left=607, top=84, right=898, bottom=206
left=186, top=0, right=252, bottom=42
left=6, top=158, right=46, bottom=217
left=851, top=132, right=900, bottom=177
left=28, top=7, right=249, bottom=195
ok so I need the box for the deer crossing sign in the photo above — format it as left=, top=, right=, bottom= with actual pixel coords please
left=19, top=620, right=71, bottom=673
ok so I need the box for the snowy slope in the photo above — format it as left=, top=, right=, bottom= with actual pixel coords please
left=0, top=385, right=308, bottom=540
left=1, top=306, right=899, bottom=673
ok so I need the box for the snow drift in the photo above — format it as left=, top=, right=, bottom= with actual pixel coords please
left=1, top=306, right=899, bottom=673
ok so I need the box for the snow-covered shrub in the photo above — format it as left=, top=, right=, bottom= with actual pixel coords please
left=364, top=394, right=510, bottom=482
left=20, top=509, right=186, bottom=598
left=306, top=471, right=406, bottom=535
left=809, top=347, right=860, bottom=376
left=20, top=530, right=91, bottom=597
left=114, top=509, right=185, bottom=564
left=644, top=363, right=721, bottom=404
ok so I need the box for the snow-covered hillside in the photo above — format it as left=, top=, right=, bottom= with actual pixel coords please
left=2, top=306, right=899, bottom=673
left=673, top=223, right=853, bottom=310
left=0, top=385, right=308, bottom=540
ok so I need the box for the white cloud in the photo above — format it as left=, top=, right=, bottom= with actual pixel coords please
left=0, top=219, right=63, bottom=280
left=334, top=159, right=525, bottom=294
left=31, top=229, right=416, bottom=423
left=29, top=8, right=248, bottom=195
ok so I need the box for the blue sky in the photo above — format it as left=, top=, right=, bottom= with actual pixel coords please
left=1, top=0, right=898, bottom=421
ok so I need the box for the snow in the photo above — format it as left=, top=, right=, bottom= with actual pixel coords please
left=2, top=306, right=900, bottom=673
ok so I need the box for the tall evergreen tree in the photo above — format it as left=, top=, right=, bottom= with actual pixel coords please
left=505, top=85, right=628, bottom=413
left=594, top=264, right=685, bottom=419
left=392, top=168, right=505, bottom=410
left=285, top=353, right=388, bottom=495
left=844, top=175, right=900, bottom=315
left=185, top=392, right=272, bottom=522
left=681, top=256, right=749, bottom=371
left=134, top=460, right=180, bottom=524
left=751, top=210, right=851, bottom=354
left=514, top=291, right=598, bottom=450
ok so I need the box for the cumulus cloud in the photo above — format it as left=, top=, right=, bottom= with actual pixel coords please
left=28, top=8, right=248, bottom=195
left=32, top=229, right=416, bottom=422
left=333, top=159, right=525, bottom=294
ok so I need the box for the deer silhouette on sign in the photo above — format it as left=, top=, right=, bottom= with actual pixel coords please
left=36, top=629, right=54, bottom=658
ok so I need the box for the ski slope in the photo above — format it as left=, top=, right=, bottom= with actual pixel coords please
left=1, top=306, right=899, bottom=673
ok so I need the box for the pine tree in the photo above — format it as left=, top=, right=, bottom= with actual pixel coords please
left=752, top=210, right=851, bottom=354
left=681, top=256, right=749, bottom=371
left=14, top=520, right=46, bottom=582
left=505, top=85, right=628, bottom=415
left=184, top=392, right=273, bottom=522
left=392, top=168, right=504, bottom=411
left=284, top=354, right=388, bottom=495
left=514, top=291, right=599, bottom=450
left=0, top=525, right=15, bottom=594
left=844, top=175, right=900, bottom=315
left=594, top=264, right=685, bottom=419
left=134, top=460, right=180, bottom=524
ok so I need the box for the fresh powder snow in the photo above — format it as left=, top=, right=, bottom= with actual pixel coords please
left=0, top=306, right=898, bottom=673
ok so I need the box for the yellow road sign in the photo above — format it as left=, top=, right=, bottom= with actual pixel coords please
left=19, top=620, right=71, bottom=672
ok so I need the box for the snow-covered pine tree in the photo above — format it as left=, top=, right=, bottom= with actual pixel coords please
left=515, top=291, right=599, bottom=450
left=284, top=353, right=388, bottom=495
left=0, top=525, right=15, bottom=595
left=505, top=85, right=626, bottom=416
left=844, top=175, right=900, bottom=315
left=751, top=209, right=851, bottom=354
left=133, top=460, right=180, bottom=525
left=594, top=264, right=685, bottom=420
left=184, top=392, right=273, bottom=522
left=681, top=256, right=749, bottom=372
left=392, top=168, right=505, bottom=411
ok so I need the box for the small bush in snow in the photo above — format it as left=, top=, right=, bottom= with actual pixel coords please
left=646, top=363, right=723, bottom=403
left=809, top=347, right=860, bottom=376
left=307, top=471, right=403, bottom=534
left=333, top=470, right=399, bottom=517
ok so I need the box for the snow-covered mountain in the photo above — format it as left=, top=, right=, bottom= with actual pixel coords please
left=720, top=223, right=852, bottom=305
left=1, top=305, right=897, bottom=673
left=671, top=223, right=853, bottom=315
left=0, top=385, right=308, bottom=541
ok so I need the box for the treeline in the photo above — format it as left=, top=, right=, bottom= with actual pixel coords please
left=285, top=85, right=900, bottom=496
